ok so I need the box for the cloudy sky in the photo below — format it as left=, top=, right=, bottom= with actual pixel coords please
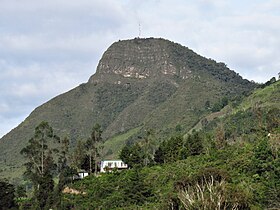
left=0, top=0, right=279, bottom=138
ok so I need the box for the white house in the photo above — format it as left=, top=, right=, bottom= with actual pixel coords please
left=100, top=160, right=128, bottom=173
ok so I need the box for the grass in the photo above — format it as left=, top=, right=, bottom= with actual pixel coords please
left=103, top=127, right=141, bottom=159
left=238, top=80, right=280, bottom=111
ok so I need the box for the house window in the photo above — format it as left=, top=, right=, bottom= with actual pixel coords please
left=108, top=162, right=112, bottom=167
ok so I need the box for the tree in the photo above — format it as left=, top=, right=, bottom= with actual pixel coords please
left=154, top=135, right=187, bottom=164
left=205, top=100, right=211, bottom=110
left=186, top=131, right=204, bottom=156
left=71, top=139, right=87, bottom=170
left=139, top=129, right=156, bottom=166
left=154, top=144, right=165, bottom=164
left=54, top=136, right=77, bottom=207
left=211, top=97, right=228, bottom=112
left=80, top=154, right=95, bottom=172
left=165, top=135, right=184, bottom=162
left=0, top=180, right=17, bottom=209
left=123, top=167, right=152, bottom=205
left=266, top=108, right=280, bottom=132
left=120, top=144, right=145, bottom=168
left=20, top=122, right=59, bottom=209
left=215, top=125, right=226, bottom=149
left=85, top=123, right=103, bottom=176
left=16, top=185, right=27, bottom=198
left=253, top=137, right=273, bottom=175
left=252, top=137, right=280, bottom=206
left=119, top=145, right=131, bottom=166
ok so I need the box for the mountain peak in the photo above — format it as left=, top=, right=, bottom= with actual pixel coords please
left=89, top=38, right=192, bottom=83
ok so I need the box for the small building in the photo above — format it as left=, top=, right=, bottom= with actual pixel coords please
left=73, top=170, right=89, bottom=180
left=78, top=170, right=89, bottom=179
left=100, top=160, right=128, bottom=173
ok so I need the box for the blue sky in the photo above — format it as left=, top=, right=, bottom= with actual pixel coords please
left=0, top=0, right=279, bottom=138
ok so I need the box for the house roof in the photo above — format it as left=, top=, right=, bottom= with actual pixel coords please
left=101, top=160, right=124, bottom=162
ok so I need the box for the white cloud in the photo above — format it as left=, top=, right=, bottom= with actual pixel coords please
left=0, top=0, right=280, bottom=138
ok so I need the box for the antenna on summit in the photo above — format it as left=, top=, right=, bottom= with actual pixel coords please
left=138, top=22, right=141, bottom=38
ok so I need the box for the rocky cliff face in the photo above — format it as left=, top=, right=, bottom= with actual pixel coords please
left=0, top=38, right=256, bottom=181
left=89, top=38, right=192, bottom=83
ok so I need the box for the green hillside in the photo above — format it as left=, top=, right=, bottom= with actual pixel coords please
left=0, top=38, right=255, bottom=182
left=239, top=79, right=280, bottom=110
left=58, top=80, right=280, bottom=210
left=188, top=80, right=280, bottom=134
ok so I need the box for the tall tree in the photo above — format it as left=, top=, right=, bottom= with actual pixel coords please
left=154, top=144, right=165, bottom=164
left=86, top=123, right=103, bottom=176
left=20, top=122, right=59, bottom=208
left=123, top=167, right=152, bottom=205
left=215, top=125, right=226, bottom=149
left=140, top=129, right=156, bottom=166
left=154, top=135, right=185, bottom=164
left=54, top=136, right=76, bottom=207
left=71, top=139, right=87, bottom=170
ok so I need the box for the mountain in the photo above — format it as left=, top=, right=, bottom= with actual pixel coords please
left=0, top=38, right=256, bottom=181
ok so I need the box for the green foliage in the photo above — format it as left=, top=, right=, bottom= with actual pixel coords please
left=253, top=137, right=274, bottom=175
left=211, top=97, right=229, bottom=112
left=154, top=145, right=165, bottom=164
left=63, top=168, right=153, bottom=209
left=154, top=133, right=203, bottom=164
left=0, top=180, right=17, bottom=209
left=15, top=185, right=27, bottom=198
left=103, top=127, right=141, bottom=159
left=120, top=144, right=145, bottom=168
left=35, top=173, right=55, bottom=209
left=20, top=122, right=76, bottom=209
left=85, top=123, right=103, bottom=175
left=240, top=80, right=280, bottom=111
left=123, top=167, right=152, bottom=205
left=185, top=131, right=204, bottom=156
left=155, top=135, right=185, bottom=163
left=260, top=77, right=277, bottom=88
left=71, top=139, right=87, bottom=170
left=266, top=108, right=280, bottom=132
left=146, top=81, right=177, bottom=105
left=61, top=124, right=280, bottom=209
left=20, top=122, right=59, bottom=208
left=20, top=122, right=58, bottom=179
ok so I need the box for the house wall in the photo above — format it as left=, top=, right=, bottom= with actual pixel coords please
left=78, top=172, right=89, bottom=179
left=100, top=160, right=128, bottom=173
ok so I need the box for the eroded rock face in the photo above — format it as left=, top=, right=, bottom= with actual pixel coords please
left=89, top=38, right=192, bottom=83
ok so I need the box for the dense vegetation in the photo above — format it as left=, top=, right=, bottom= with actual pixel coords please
left=0, top=180, right=18, bottom=209
left=60, top=80, right=279, bottom=209
left=2, top=80, right=275, bottom=209
left=62, top=130, right=279, bottom=209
